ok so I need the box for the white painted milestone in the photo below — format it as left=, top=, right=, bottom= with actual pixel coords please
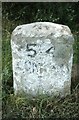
left=11, top=22, right=74, bottom=96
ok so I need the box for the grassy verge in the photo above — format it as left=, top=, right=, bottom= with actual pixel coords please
left=2, top=89, right=79, bottom=119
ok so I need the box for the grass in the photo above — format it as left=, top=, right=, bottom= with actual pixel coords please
left=2, top=89, right=79, bottom=119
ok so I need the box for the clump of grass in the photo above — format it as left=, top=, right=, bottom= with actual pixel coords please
left=2, top=86, right=79, bottom=119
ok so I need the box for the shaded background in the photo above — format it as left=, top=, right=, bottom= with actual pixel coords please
left=2, top=2, right=79, bottom=93
left=2, top=2, right=79, bottom=119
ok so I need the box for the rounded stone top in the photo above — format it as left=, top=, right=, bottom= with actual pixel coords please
left=12, top=22, right=74, bottom=44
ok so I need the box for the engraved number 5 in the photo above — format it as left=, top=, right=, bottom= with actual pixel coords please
left=26, top=44, right=37, bottom=57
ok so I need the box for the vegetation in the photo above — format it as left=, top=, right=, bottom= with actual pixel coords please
left=2, top=92, right=79, bottom=119
left=2, top=2, right=79, bottom=119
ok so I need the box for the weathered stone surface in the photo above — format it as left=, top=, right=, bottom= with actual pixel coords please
left=11, top=22, right=74, bottom=96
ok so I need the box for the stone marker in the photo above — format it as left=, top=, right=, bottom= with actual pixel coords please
left=11, top=22, right=74, bottom=96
